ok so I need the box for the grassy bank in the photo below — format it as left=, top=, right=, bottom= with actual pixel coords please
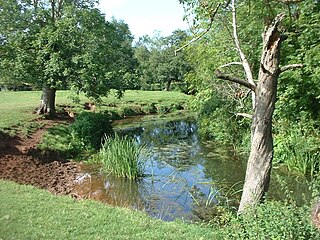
left=0, top=180, right=215, bottom=240
left=1, top=180, right=319, bottom=239
left=0, top=90, right=191, bottom=133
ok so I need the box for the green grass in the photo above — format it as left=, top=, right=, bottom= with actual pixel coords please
left=92, top=134, right=146, bottom=179
left=0, top=90, right=190, bottom=133
left=0, top=180, right=215, bottom=240
left=0, top=91, right=42, bottom=130
left=1, top=180, right=319, bottom=239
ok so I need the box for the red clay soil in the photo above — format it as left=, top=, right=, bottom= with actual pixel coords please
left=0, top=117, right=82, bottom=196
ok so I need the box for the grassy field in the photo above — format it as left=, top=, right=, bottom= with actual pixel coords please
left=0, top=180, right=215, bottom=240
left=0, top=90, right=190, bottom=133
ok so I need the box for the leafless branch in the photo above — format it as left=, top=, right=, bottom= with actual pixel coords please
left=231, top=0, right=256, bottom=107
left=275, top=0, right=304, bottom=4
left=236, top=113, right=253, bottom=119
left=175, top=3, right=222, bottom=54
left=280, top=64, right=303, bottom=73
left=215, top=70, right=256, bottom=91
left=219, top=62, right=243, bottom=68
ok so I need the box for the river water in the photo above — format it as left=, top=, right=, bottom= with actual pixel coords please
left=75, top=117, right=311, bottom=221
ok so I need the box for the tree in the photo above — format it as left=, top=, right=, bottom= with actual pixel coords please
left=0, top=0, right=135, bottom=116
left=179, top=0, right=304, bottom=212
left=134, top=30, right=192, bottom=91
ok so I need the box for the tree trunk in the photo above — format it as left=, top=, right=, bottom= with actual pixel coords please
left=238, top=14, right=285, bottom=213
left=36, top=85, right=56, bottom=117
left=166, top=79, right=173, bottom=91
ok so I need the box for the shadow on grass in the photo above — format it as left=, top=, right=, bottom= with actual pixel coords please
left=35, top=125, right=84, bottom=162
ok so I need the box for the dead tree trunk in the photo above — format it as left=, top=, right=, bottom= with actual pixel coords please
left=238, top=14, right=286, bottom=213
left=36, top=84, right=56, bottom=117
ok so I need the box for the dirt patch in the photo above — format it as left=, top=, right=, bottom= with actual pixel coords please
left=0, top=116, right=82, bottom=196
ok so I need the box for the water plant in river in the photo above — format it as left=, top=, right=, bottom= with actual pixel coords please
left=95, top=134, right=146, bottom=179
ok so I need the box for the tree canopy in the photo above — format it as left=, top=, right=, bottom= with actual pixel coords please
left=0, top=0, right=136, bottom=114
left=134, top=30, right=192, bottom=91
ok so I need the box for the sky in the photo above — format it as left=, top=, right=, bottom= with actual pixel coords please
left=98, top=0, right=189, bottom=40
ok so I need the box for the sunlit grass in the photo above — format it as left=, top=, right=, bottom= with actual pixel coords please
left=0, top=90, right=190, bottom=132
left=0, top=180, right=216, bottom=239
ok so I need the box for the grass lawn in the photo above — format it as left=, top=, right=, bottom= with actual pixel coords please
left=0, top=90, right=191, bottom=133
left=0, top=180, right=215, bottom=240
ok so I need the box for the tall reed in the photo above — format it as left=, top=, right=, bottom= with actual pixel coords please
left=97, top=134, right=146, bottom=179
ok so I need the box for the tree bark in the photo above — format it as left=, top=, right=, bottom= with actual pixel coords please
left=166, top=79, right=173, bottom=91
left=238, top=14, right=285, bottom=213
left=36, top=85, right=56, bottom=117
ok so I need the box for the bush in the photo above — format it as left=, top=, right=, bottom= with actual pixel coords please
left=141, top=103, right=157, bottom=114
left=118, top=105, right=143, bottom=117
left=274, top=116, right=320, bottom=178
left=71, top=112, right=113, bottom=149
left=92, top=134, right=146, bottom=179
left=215, top=201, right=319, bottom=239
left=194, top=92, right=251, bottom=151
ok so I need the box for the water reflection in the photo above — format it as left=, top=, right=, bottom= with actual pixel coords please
left=75, top=118, right=310, bottom=221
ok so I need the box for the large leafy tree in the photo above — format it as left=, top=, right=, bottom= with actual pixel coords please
left=0, top=0, right=135, bottom=116
left=134, top=30, right=192, bottom=91
left=179, top=0, right=314, bottom=212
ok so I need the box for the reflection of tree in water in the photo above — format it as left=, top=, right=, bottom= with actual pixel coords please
left=119, top=120, right=200, bottom=169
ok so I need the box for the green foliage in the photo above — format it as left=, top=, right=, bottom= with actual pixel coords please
left=180, top=1, right=320, bottom=184
left=71, top=112, right=113, bottom=149
left=117, top=105, right=143, bottom=117
left=277, top=1, right=320, bottom=120
left=92, top=134, right=146, bottom=179
left=215, top=201, right=319, bottom=239
left=274, top=115, right=320, bottom=178
left=0, top=0, right=137, bottom=106
left=192, top=89, right=251, bottom=151
left=141, top=102, right=157, bottom=114
left=135, top=30, right=192, bottom=91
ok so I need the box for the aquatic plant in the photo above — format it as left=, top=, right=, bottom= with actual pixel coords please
left=96, top=134, right=146, bottom=179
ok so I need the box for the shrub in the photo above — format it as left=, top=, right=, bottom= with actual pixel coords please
left=92, top=134, right=146, bottom=179
left=215, top=201, right=320, bottom=239
left=274, top=116, right=320, bottom=178
left=194, top=92, right=251, bottom=151
left=118, top=105, right=142, bottom=117
left=156, top=104, right=170, bottom=115
left=141, top=103, right=157, bottom=114
left=71, top=112, right=113, bottom=149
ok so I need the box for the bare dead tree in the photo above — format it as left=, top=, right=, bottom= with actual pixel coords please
left=178, top=0, right=303, bottom=212
left=206, top=0, right=303, bottom=212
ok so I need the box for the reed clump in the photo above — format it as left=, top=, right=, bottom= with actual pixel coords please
left=96, top=134, right=146, bottom=179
